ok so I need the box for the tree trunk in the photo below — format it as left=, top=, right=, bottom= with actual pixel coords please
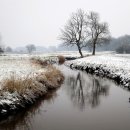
left=77, top=45, right=83, bottom=58
left=92, top=42, right=96, bottom=55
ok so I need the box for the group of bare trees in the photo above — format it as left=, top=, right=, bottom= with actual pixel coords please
left=115, top=35, right=130, bottom=54
left=59, top=9, right=110, bottom=57
left=0, top=32, right=36, bottom=54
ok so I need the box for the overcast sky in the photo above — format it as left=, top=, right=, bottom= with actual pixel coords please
left=0, top=0, right=130, bottom=48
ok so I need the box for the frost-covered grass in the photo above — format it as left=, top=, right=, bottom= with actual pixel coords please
left=65, top=53, right=130, bottom=89
left=0, top=54, right=64, bottom=116
left=0, top=55, right=44, bottom=82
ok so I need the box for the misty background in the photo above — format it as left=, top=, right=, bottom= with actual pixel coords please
left=0, top=0, right=130, bottom=53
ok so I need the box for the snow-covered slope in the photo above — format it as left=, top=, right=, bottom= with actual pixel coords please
left=65, top=55, right=130, bottom=89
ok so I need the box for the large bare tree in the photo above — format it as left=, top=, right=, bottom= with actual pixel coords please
left=87, top=12, right=110, bottom=55
left=59, top=9, right=89, bottom=57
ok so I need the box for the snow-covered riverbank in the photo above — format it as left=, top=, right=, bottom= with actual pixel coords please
left=65, top=54, right=130, bottom=89
left=0, top=55, right=64, bottom=117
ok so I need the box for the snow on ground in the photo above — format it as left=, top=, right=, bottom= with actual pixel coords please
left=1, top=52, right=130, bottom=88
left=0, top=54, right=46, bottom=84
left=0, top=53, right=60, bottom=82
left=31, top=51, right=89, bottom=58
left=1, top=52, right=130, bottom=114
left=0, top=54, right=46, bottom=114
left=65, top=53, right=130, bottom=88
left=0, top=54, right=63, bottom=115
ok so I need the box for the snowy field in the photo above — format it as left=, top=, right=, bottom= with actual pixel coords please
left=0, top=51, right=81, bottom=83
left=1, top=52, right=130, bottom=88
left=0, top=54, right=63, bottom=114
left=0, top=54, right=46, bottom=84
left=0, top=53, right=60, bottom=82
left=64, top=51, right=130, bottom=88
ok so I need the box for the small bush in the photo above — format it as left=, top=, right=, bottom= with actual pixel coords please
left=58, top=55, right=65, bottom=64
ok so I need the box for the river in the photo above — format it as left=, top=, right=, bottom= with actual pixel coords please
left=0, top=65, right=130, bottom=130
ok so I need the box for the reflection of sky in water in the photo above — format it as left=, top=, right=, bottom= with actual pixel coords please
left=0, top=65, right=130, bottom=130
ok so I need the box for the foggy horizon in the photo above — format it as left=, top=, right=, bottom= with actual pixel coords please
left=0, top=0, right=130, bottom=48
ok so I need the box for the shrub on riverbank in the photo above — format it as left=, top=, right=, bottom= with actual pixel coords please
left=57, top=55, right=65, bottom=64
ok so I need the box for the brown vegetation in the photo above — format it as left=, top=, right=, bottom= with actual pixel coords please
left=1, top=74, right=47, bottom=96
left=1, top=66, right=64, bottom=96
left=0, top=57, right=64, bottom=116
left=30, top=57, right=49, bottom=67
left=57, top=55, right=65, bottom=64
left=44, top=65, right=64, bottom=88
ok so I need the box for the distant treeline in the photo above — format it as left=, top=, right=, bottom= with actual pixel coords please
left=98, top=35, right=130, bottom=53
left=2, top=35, right=130, bottom=54
left=58, top=35, right=130, bottom=54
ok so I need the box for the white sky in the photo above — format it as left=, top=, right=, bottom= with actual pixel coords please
left=0, top=0, right=130, bottom=48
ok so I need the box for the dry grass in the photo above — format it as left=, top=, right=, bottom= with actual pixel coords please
left=0, top=57, right=64, bottom=113
left=1, top=74, right=47, bottom=96
left=58, top=55, right=65, bottom=64
left=30, top=57, right=64, bottom=88
left=1, top=65, right=64, bottom=96
left=30, top=57, right=49, bottom=67
left=31, top=56, right=65, bottom=66
left=37, top=65, right=64, bottom=89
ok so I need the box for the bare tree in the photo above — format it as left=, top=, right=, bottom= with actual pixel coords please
left=87, top=12, right=110, bottom=55
left=59, top=9, right=89, bottom=57
left=26, top=44, right=36, bottom=54
left=0, top=34, right=4, bottom=54
left=5, top=46, right=13, bottom=53
left=0, top=47, right=4, bottom=54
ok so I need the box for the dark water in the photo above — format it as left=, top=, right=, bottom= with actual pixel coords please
left=0, top=65, right=130, bottom=130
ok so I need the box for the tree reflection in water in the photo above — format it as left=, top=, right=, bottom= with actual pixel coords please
left=65, top=72, right=109, bottom=110
left=0, top=66, right=111, bottom=130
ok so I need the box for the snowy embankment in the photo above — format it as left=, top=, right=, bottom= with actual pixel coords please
left=0, top=55, right=64, bottom=116
left=65, top=54, right=130, bottom=89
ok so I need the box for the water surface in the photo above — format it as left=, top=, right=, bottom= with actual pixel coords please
left=0, top=65, right=130, bottom=130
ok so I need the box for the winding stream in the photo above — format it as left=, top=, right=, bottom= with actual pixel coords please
left=0, top=65, right=130, bottom=130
